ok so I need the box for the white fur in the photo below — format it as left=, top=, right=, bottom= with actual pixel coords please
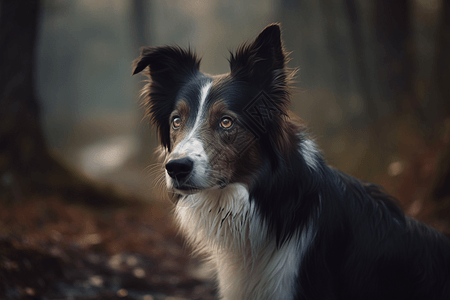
left=167, top=82, right=213, bottom=190
left=167, top=137, right=209, bottom=189
left=185, top=81, right=213, bottom=141
left=300, top=139, right=319, bottom=171
left=175, top=183, right=316, bottom=300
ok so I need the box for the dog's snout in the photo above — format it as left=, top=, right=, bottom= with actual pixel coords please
left=165, top=157, right=194, bottom=181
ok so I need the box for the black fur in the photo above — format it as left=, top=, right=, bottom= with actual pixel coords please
left=134, top=24, right=450, bottom=299
left=293, top=166, right=450, bottom=299
left=132, top=46, right=201, bottom=151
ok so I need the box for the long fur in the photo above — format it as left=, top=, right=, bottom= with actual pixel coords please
left=133, top=24, right=450, bottom=300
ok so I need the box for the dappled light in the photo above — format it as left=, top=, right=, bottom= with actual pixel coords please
left=78, top=135, right=140, bottom=177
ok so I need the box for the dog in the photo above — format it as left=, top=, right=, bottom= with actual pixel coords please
left=132, top=24, right=450, bottom=300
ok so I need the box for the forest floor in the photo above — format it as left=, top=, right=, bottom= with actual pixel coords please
left=0, top=195, right=216, bottom=300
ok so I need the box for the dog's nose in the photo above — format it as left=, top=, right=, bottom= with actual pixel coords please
left=165, top=157, right=194, bottom=181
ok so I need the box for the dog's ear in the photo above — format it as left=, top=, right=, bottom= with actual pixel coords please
left=229, top=24, right=286, bottom=87
left=132, top=46, right=201, bottom=151
left=132, top=45, right=200, bottom=80
left=230, top=24, right=298, bottom=159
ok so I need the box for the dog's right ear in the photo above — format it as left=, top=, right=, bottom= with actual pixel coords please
left=132, top=46, right=201, bottom=151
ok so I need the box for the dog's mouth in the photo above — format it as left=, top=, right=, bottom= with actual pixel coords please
left=172, top=178, right=228, bottom=195
left=174, top=185, right=202, bottom=195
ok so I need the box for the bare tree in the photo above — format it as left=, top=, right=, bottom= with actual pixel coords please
left=130, top=0, right=159, bottom=165
left=0, top=0, right=124, bottom=205
left=429, top=2, right=450, bottom=231
left=433, top=0, right=450, bottom=121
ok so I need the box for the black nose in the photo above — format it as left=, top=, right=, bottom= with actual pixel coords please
left=165, top=157, right=194, bottom=182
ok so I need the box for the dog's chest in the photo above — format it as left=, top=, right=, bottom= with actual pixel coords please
left=174, top=184, right=304, bottom=300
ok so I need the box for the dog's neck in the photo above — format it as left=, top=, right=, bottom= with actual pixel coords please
left=174, top=183, right=315, bottom=300
left=175, top=183, right=262, bottom=254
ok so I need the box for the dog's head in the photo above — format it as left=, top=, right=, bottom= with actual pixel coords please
left=133, top=24, right=298, bottom=197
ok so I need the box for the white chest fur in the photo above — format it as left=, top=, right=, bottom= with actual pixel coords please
left=174, top=183, right=313, bottom=300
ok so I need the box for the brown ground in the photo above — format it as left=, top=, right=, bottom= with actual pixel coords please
left=0, top=196, right=216, bottom=300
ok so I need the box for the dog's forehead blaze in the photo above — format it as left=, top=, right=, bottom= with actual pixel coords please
left=192, top=101, right=223, bottom=155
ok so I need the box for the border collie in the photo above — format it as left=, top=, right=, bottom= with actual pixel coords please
left=133, top=24, right=450, bottom=300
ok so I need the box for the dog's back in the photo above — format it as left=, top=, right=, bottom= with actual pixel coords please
left=295, top=169, right=450, bottom=300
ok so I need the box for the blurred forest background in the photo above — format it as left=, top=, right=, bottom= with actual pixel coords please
left=1, top=0, right=449, bottom=299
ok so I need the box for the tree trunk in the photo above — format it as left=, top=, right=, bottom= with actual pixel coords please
left=343, top=0, right=376, bottom=123
left=374, top=0, right=425, bottom=123
left=433, top=0, right=450, bottom=121
left=0, top=1, right=126, bottom=206
left=428, top=2, right=450, bottom=234
left=320, top=0, right=351, bottom=101
left=130, top=0, right=157, bottom=166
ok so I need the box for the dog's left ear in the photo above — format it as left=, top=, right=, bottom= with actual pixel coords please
left=229, top=24, right=286, bottom=87
left=132, top=46, right=201, bottom=151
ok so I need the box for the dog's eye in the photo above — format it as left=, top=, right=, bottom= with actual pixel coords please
left=220, top=117, right=233, bottom=129
left=172, top=117, right=182, bottom=129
